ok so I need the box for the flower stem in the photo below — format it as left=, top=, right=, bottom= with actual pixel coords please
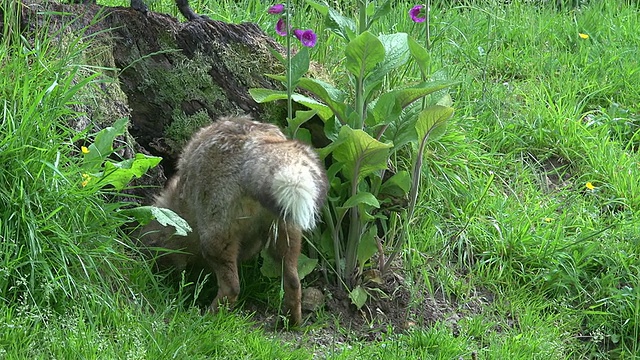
left=354, top=0, right=368, bottom=128
left=286, top=0, right=293, bottom=123
left=421, top=1, right=431, bottom=110
left=358, top=0, right=368, bottom=34
left=425, top=0, right=431, bottom=51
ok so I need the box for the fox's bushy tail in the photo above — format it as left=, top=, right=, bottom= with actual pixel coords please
left=270, top=162, right=325, bottom=231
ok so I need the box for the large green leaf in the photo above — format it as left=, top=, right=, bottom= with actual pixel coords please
left=100, top=153, right=162, bottom=191
left=248, top=88, right=334, bottom=121
left=394, top=80, right=459, bottom=109
left=378, top=103, right=421, bottom=150
left=290, top=47, right=310, bottom=85
left=248, top=88, right=287, bottom=103
left=82, top=117, right=128, bottom=170
left=290, top=94, right=334, bottom=121
left=368, top=0, right=392, bottom=27
left=415, top=105, right=454, bottom=144
left=288, top=110, right=317, bottom=139
left=326, top=7, right=357, bottom=41
left=331, top=126, right=392, bottom=182
left=305, top=0, right=328, bottom=16
left=369, top=80, right=459, bottom=127
left=307, top=1, right=355, bottom=41
left=367, top=33, right=410, bottom=84
left=323, top=115, right=343, bottom=142
left=357, top=226, right=378, bottom=269
left=361, top=33, right=410, bottom=102
left=318, top=227, right=335, bottom=259
left=408, top=36, right=430, bottom=78
left=342, top=191, right=380, bottom=209
left=124, top=206, right=192, bottom=236
left=379, top=170, right=412, bottom=198
left=256, top=76, right=345, bottom=121
left=296, top=77, right=349, bottom=122
left=345, top=31, right=385, bottom=80
left=367, top=91, right=401, bottom=127
left=295, top=77, right=346, bottom=103
left=349, top=285, right=368, bottom=309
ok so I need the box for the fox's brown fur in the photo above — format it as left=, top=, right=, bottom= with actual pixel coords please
left=140, top=115, right=327, bottom=326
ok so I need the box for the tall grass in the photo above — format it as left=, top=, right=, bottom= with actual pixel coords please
left=0, top=4, right=134, bottom=308
left=0, top=4, right=310, bottom=358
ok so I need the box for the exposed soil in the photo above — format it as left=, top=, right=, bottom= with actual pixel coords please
left=528, top=153, right=574, bottom=193
left=239, top=266, right=497, bottom=356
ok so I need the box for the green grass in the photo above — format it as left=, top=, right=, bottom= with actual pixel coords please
left=3, top=0, right=640, bottom=358
left=0, top=298, right=310, bottom=358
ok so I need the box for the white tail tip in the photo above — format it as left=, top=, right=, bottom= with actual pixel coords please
left=271, top=164, right=320, bottom=231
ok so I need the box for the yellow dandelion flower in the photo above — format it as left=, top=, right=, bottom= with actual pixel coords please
left=81, top=146, right=90, bottom=154
left=585, top=182, right=596, bottom=190
left=544, top=217, right=553, bottom=223
left=579, top=33, right=589, bottom=40
left=81, top=173, right=91, bottom=187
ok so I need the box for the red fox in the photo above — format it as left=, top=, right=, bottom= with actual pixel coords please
left=75, top=0, right=203, bottom=21
left=140, top=115, right=328, bottom=326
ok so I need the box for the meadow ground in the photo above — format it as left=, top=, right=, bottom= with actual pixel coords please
left=1, top=0, right=638, bottom=358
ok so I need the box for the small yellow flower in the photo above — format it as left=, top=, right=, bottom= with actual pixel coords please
left=579, top=33, right=589, bottom=40
left=585, top=182, right=596, bottom=190
left=544, top=217, right=553, bottom=223
left=81, top=146, right=90, bottom=154
left=81, top=173, right=91, bottom=187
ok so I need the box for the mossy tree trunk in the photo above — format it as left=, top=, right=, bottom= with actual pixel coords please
left=12, top=1, right=288, bottom=197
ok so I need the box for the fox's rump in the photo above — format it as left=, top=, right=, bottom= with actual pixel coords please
left=241, top=136, right=327, bottom=232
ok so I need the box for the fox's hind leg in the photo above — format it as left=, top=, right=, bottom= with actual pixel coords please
left=267, top=222, right=302, bottom=326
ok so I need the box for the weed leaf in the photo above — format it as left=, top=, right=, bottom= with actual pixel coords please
left=345, top=31, right=385, bottom=80
left=349, top=285, right=368, bottom=309
left=326, top=7, right=357, bottom=41
left=408, top=36, right=430, bottom=78
left=415, top=104, right=454, bottom=144
left=342, top=191, right=380, bottom=209
left=379, top=170, right=412, bottom=197
left=332, top=126, right=392, bottom=182
left=290, top=47, right=310, bottom=86
left=100, top=153, right=162, bottom=191
left=357, top=226, right=378, bottom=268
left=369, top=33, right=410, bottom=84
left=124, top=206, right=192, bottom=236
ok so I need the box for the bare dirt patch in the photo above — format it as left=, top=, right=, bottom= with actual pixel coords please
left=241, top=268, right=497, bottom=356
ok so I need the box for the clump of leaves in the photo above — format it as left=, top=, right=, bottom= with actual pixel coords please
left=252, top=0, right=458, bottom=307
left=79, top=117, right=161, bottom=191
left=86, top=119, right=191, bottom=235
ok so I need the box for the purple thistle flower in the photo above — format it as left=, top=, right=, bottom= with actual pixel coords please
left=275, top=18, right=288, bottom=36
left=268, top=4, right=285, bottom=15
left=293, top=29, right=317, bottom=48
left=409, top=4, right=426, bottom=23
